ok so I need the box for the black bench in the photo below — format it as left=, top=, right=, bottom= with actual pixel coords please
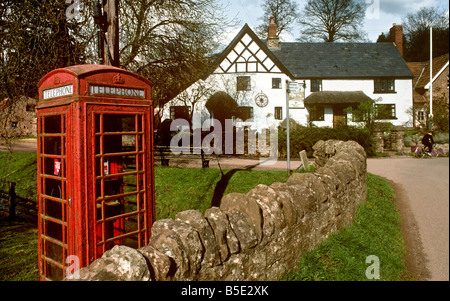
left=154, top=146, right=210, bottom=168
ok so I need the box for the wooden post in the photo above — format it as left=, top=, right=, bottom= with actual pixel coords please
left=93, top=0, right=105, bottom=64
left=299, top=150, right=309, bottom=170
left=8, top=182, right=16, bottom=219
left=104, top=0, right=119, bottom=67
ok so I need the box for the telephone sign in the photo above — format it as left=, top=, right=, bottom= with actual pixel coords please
left=43, top=85, right=74, bottom=100
left=89, top=84, right=145, bottom=98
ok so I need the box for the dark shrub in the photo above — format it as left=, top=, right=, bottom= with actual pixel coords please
left=278, top=125, right=375, bottom=157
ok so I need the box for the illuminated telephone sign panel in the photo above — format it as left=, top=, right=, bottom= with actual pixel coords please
left=37, top=65, right=155, bottom=281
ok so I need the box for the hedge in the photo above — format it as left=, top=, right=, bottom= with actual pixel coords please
left=278, top=125, right=376, bottom=158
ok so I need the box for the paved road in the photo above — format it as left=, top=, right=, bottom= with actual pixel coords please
left=367, top=157, right=449, bottom=281
left=0, top=139, right=37, bottom=153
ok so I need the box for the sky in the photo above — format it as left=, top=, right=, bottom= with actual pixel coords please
left=218, top=0, right=450, bottom=43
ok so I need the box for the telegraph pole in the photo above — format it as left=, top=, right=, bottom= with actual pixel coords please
left=93, top=0, right=119, bottom=66
left=93, top=1, right=106, bottom=64
left=104, top=0, right=120, bottom=67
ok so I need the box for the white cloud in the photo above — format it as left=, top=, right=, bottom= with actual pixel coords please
left=378, top=0, right=437, bottom=15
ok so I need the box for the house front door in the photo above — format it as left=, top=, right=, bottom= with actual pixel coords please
left=333, top=106, right=347, bottom=128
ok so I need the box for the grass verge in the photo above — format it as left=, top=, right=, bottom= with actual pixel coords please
left=283, top=173, right=410, bottom=281
left=0, top=219, right=39, bottom=281
left=0, top=152, right=37, bottom=201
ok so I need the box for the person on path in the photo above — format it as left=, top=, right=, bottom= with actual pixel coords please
left=422, top=131, right=435, bottom=154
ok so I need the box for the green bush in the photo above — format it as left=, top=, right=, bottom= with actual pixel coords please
left=278, top=125, right=375, bottom=157
left=431, top=96, right=450, bottom=133
left=434, top=132, right=449, bottom=144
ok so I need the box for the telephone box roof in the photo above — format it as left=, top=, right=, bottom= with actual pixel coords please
left=38, top=64, right=152, bottom=87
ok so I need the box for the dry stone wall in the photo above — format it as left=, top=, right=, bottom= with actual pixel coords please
left=67, top=140, right=367, bottom=281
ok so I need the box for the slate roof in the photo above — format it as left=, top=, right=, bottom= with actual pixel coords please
left=271, top=42, right=414, bottom=79
left=304, top=91, right=373, bottom=105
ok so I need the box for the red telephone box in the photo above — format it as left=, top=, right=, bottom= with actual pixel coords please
left=37, top=64, right=155, bottom=280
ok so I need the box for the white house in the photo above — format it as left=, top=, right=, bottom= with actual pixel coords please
left=163, top=19, right=414, bottom=132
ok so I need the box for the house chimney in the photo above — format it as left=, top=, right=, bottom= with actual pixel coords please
left=390, top=23, right=403, bottom=56
left=267, top=16, right=279, bottom=49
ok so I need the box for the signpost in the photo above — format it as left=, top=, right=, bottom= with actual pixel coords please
left=286, top=80, right=291, bottom=175
left=429, top=26, right=433, bottom=130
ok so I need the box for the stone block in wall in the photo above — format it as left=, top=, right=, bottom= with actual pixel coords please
left=289, top=184, right=317, bottom=216
left=326, top=157, right=357, bottom=185
left=149, top=226, right=190, bottom=279
left=225, top=210, right=258, bottom=250
left=332, top=152, right=360, bottom=178
left=220, top=193, right=263, bottom=241
left=150, top=219, right=205, bottom=279
left=175, top=210, right=221, bottom=267
left=247, top=184, right=287, bottom=231
left=138, top=245, right=173, bottom=281
left=268, top=183, right=298, bottom=227
left=66, top=245, right=150, bottom=281
left=204, top=207, right=239, bottom=262
left=269, top=182, right=304, bottom=221
left=315, top=166, right=339, bottom=196
left=287, top=172, right=328, bottom=203
left=312, top=139, right=349, bottom=167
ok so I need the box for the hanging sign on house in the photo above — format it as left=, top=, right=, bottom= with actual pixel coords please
left=287, top=81, right=305, bottom=109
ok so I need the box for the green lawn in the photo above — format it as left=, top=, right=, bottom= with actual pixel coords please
left=0, top=152, right=410, bottom=281
left=155, top=167, right=293, bottom=220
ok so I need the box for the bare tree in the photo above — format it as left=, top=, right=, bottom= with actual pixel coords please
left=402, top=7, right=449, bottom=62
left=255, top=0, right=300, bottom=39
left=171, top=81, right=215, bottom=128
left=117, top=0, right=235, bottom=112
left=298, top=0, right=367, bottom=42
left=403, top=6, right=448, bottom=32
